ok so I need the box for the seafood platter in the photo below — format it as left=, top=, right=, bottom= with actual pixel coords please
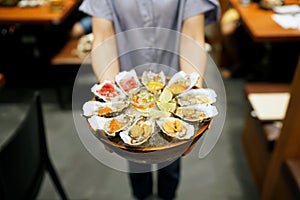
left=82, top=69, right=218, bottom=159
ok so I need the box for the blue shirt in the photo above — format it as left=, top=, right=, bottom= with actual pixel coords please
left=79, top=0, right=220, bottom=71
left=79, top=16, right=92, bottom=34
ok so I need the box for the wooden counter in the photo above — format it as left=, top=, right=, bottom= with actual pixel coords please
left=230, top=0, right=300, bottom=42
left=0, top=0, right=78, bottom=25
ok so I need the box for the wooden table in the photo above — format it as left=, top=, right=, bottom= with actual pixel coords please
left=0, top=0, right=78, bottom=25
left=230, top=0, right=300, bottom=42
left=244, top=82, right=291, bottom=94
left=51, top=38, right=91, bottom=65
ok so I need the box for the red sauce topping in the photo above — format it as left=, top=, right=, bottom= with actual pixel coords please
left=96, top=83, right=117, bottom=98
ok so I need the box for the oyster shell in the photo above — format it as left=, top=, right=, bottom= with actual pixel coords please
left=82, top=101, right=129, bottom=117
left=175, top=88, right=217, bottom=106
left=156, top=117, right=194, bottom=139
left=174, top=104, right=218, bottom=122
left=141, top=71, right=166, bottom=92
left=87, top=114, right=132, bottom=137
left=115, top=69, right=141, bottom=95
left=91, top=80, right=126, bottom=102
left=120, top=116, right=155, bottom=146
left=166, top=71, right=200, bottom=95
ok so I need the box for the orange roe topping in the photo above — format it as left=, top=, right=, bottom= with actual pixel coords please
left=108, top=118, right=122, bottom=133
left=98, top=107, right=113, bottom=115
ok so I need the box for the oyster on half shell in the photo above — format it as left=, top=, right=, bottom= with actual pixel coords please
left=141, top=71, right=166, bottom=92
left=175, top=88, right=217, bottom=106
left=115, top=69, right=141, bottom=95
left=156, top=117, right=194, bottom=139
left=88, top=114, right=132, bottom=137
left=120, top=116, right=155, bottom=146
left=82, top=101, right=129, bottom=117
left=91, top=80, right=126, bottom=102
left=174, top=104, right=218, bottom=122
left=166, top=71, right=200, bottom=95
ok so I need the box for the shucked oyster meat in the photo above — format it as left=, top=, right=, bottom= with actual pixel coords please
left=162, top=120, right=183, bottom=134
left=176, top=88, right=217, bottom=106
left=156, top=117, right=195, bottom=139
left=174, top=104, right=218, bottom=122
left=120, top=116, right=155, bottom=146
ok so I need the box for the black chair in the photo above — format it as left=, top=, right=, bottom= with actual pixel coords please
left=0, top=91, right=68, bottom=200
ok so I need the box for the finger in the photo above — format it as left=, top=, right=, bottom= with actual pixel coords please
left=208, top=119, right=213, bottom=129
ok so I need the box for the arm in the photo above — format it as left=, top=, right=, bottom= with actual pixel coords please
left=180, top=14, right=206, bottom=88
left=180, top=14, right=207, bottom=156
left=92, top=17, right=120, bottom=82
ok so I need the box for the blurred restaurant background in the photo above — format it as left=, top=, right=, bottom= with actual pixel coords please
left=0, top=0, right=300, bottom=199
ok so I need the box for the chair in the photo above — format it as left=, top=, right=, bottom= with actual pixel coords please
left=0, top=91, right=68, bottom=200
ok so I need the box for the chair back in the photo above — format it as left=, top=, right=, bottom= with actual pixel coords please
left=0, top=92, right=48, bottom=199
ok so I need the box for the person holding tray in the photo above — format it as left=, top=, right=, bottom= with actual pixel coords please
left=79, top=1, right=220, bottom=199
